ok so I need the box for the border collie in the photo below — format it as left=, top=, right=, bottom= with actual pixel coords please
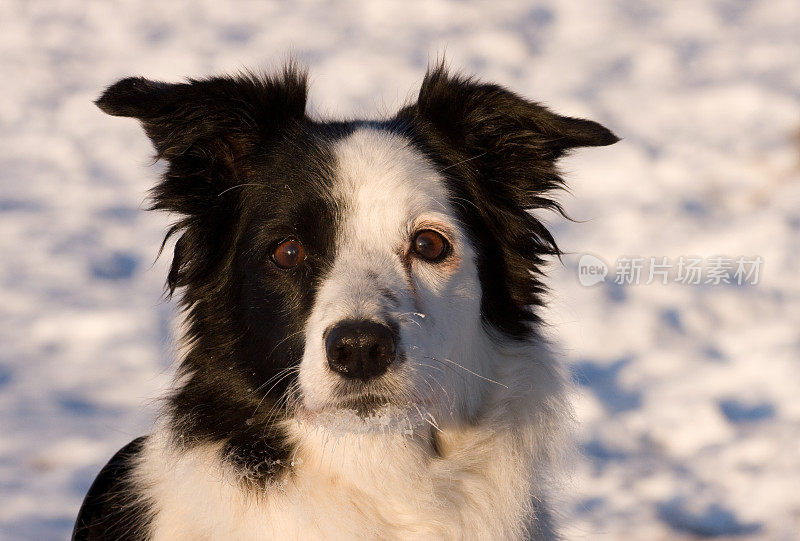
left=73, top=63, right=617, bottom=540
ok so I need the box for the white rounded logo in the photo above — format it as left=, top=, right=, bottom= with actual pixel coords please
left=578, top=254, right=608, bottom=286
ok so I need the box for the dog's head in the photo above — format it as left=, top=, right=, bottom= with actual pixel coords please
left=97, top=65, right=616, bottom=456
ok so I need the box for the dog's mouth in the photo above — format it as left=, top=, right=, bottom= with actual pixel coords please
left=322, top=380, right=411, bottom=417
left=332, top=393, right=394, bottom=416
left=292, top=347, right=443, bottom=435
left=294, top=394, right=429, bottom=436
left=299, top=364, right=423, bottom=420
left=295, top=340, right=442, bottom=429
left=318, top=350, right=412, bottom=413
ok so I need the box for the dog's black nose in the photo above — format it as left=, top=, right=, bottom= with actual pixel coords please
left=325, top=320, right=396, bottom=381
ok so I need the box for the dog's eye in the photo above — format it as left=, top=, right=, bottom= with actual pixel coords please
left=412, top=230, right=449, bottom=262
left=272, top=239, right=306, bottom=269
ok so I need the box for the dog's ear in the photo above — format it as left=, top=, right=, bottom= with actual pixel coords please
left=396, top=63, right=620, bottom=249
left=96, top=66, right=307, bottom=161
left=398, top=66, right=618, bottom=337
left=399, top=65, right=617, bottom=164
left=96, top=66, right=308, bottom=293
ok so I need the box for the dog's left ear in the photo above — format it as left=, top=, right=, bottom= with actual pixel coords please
left=398, top=65, right=618, bottom=167
left=398, top=66, right=618, bottom=338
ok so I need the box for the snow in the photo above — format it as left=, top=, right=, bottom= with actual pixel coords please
left=2, top=0, right=799, bottom=538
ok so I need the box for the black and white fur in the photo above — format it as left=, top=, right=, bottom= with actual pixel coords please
left=73, top=64, right=617, bottom=540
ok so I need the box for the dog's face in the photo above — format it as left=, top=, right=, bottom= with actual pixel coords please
left=97, top=66, right=616, bottom=457
left=295, top=127, right=485, bottom=421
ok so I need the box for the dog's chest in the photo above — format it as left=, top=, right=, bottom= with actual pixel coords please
left=139, top=430, right=532, bottom=540
left=150, top=474, right=449, bottom=540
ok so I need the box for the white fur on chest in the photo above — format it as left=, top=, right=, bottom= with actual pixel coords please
left=134, top=348, right=566, bottom=541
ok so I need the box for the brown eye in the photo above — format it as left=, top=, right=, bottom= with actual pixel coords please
left=272, top=238, right=306, bottom=269
left=412, top=230, right=449, bottom=262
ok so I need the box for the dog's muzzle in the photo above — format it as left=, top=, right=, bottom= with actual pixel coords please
left=324, top=320, right=397, bottom=382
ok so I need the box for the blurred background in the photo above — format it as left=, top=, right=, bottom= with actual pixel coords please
left=1, top=1, right=798, bottom=539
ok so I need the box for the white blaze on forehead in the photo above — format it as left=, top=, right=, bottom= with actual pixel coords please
left=331, top=127, right=452, bottom=244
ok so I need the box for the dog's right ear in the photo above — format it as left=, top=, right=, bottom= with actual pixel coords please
left=95, top=76, right=175, bottom=119
left=95, top=66, right=309, bottom=294
left=96, top=67, right=308, bottom=163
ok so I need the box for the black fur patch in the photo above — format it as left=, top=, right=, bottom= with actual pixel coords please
left=96, top=67, right=356, bottom=484
left=72, top=437, right=151, bottom=540
left=395, top=65, right=617, bottom=338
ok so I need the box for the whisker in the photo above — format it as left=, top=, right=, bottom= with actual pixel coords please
left=216, top=183, right=265, bottom=197
left=263, top=377, right=302, bottom=421
left=396, top=313, right=423, bottom=329
left=424, top=355, right=508, bottom=389
left=252, top=365, right=300, bottom=395
left=448, top=195, right=482, bottom=214
left=438, top=151, right=488, bottom=173
left=252, top=367, right=301, bottom=417
left=409, top=362, right=454, bottom=406
left=265, top=330, right=306, bottom=361
left=413, top=404, right=443, bottom=434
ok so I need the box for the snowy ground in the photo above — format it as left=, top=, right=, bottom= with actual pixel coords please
left=2, top=1, right=799, bottom=539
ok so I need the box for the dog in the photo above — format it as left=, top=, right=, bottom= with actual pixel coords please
left=73, top=63, right=617, bottom=540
